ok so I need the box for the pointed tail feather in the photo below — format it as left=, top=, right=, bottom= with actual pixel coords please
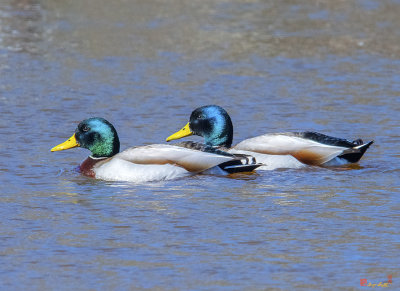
left=218, top=153, right=263, bottom=173
left=219, top=162, right=262, bottom=173
left=338, top=140, right=374, bottom=163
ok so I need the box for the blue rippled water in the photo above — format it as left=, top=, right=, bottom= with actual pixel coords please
left=0, top=0, right=399, bottom=289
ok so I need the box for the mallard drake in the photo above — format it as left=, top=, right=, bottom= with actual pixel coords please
left=166, top=105, right=373, bottom=168
left=51, top=117, right=260, bottom=182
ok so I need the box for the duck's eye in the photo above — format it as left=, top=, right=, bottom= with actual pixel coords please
left=82, top=125, right=90, bottom=132
left=198, top=115, right=205, bottom=119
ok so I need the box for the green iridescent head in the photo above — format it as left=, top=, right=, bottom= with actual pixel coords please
left=166, top=105, right=233, bottom=148
left=51, top=117, right=120, bottom=158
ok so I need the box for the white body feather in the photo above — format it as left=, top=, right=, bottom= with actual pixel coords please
left=93, top=144, right=235, bottom=182
left=233, top=134, right=349, bottom=166
left=228, top=149, right=304, bottom=170
left=94, top=158, right=190, bottom=182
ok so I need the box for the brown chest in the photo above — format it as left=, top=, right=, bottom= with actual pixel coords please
left=79, top=157, right=109, bottom=178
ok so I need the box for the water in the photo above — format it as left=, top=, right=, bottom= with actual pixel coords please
left=1, top=0, right=399, bottom=289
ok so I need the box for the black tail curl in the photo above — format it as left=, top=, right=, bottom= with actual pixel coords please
left=218, top=154, right=262, bottom=173
left=338, top=140, right=374, bottom=163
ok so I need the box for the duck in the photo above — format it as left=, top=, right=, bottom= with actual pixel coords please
left=166, top=105, right=373, bottom=169
left=51, top=117, right=261, bottom=183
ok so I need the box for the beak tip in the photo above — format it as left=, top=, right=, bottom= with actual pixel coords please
left=51, top=133, right=79, bottom=152
left=165, top=123, right=192, bottom=142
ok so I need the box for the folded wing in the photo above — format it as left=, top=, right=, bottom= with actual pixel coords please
left=233, top=133, right=368, bottom=166
left=116, top=144, right=238, bottom=172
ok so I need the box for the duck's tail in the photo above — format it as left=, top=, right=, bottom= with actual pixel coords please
left=218, top=154, right=263, bottom=173
left=337, top=140, right=374, bottom=163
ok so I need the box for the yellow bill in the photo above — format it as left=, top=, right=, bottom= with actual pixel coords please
left=166, top=122, right=193, bottom=142
left=51, top=133, right=79, bottom=152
